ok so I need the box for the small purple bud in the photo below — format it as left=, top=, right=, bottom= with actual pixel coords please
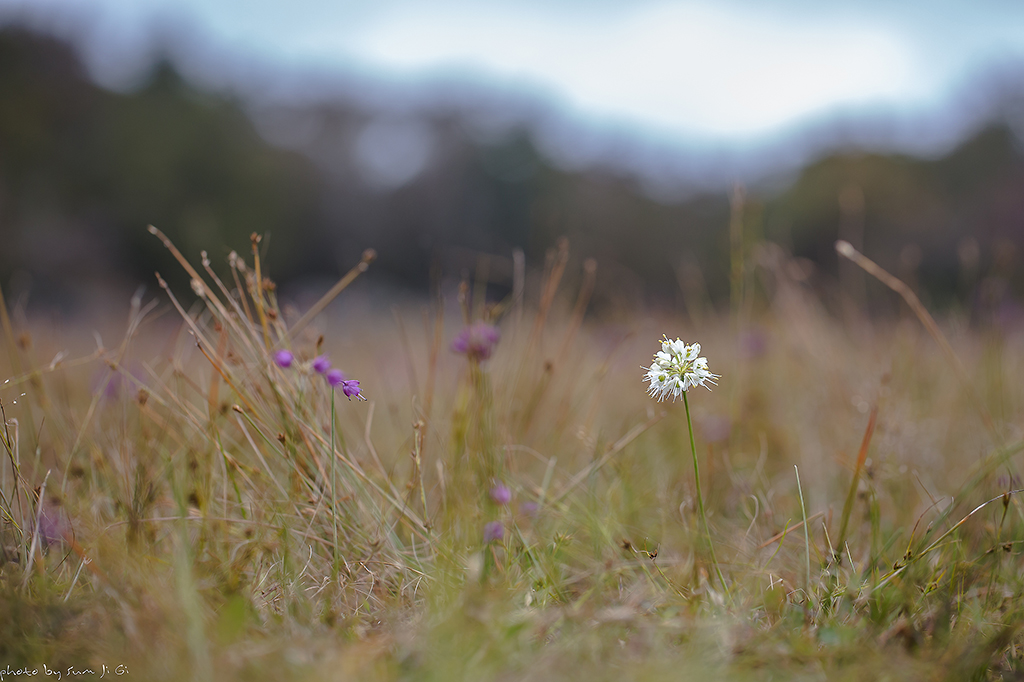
left=490, top=483, right=512, bottom=505
left=274, top=350, right=294, bottom=368
left=312, top=355, right=331, bottom=374
left=483, top=520, right=504, bottom=543
left=326, top=369, right=345, bottom=387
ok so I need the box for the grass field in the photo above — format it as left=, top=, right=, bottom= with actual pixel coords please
left=1, top=230, right=1023, bottom=681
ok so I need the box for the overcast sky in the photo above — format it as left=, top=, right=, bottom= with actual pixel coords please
left=4, top=0, right=1024, bottom=156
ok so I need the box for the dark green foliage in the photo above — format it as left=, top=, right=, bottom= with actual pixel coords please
left=3, top=26, right=1024, bottom=311
left=0, top=27, right=321, bottom=301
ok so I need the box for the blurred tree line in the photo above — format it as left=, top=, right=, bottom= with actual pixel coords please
left=0, top=25, right=1021, bottom=319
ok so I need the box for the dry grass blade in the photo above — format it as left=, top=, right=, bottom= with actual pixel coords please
left=836, top=404, right=878, bottom=558
left=758, top=511, right=826, bottom=550
left=528, top=237, right=570, bottom=353
left=250, top=232, right=272, bottom=348
left=835, top=240, right=997, bottom=439
left=363, top=401, right=406, bottom=503
left=22, top=468, right=49, bottom=589
left=229, top=251, right=256, bottom=325
left=553, top=411, right=665, bottom=503
left=421, top=302, right=443, bottom=424
left=875, top=488, right=1024, bottom=592
left=148, top=225, right=233, bottom=323
left=285, top=249, right=377, bottom=343
left=555, top=258, right=597, bottom=367
left=200, top=249, right=260, bottom=355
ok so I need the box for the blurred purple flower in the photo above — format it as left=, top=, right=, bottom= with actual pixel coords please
left=997, top=474, right=1021, bottom=490
left=490, top=483, right=512, bottom=505
left=32, top=498, right=69, bottom=548
left=312, top=355, right=332, bottom=374
left=274, top=349, right=294, bottom=368
left=92, top=363, right=146, bottom=400
left=326, top=369, right=345, bottom=387
left=483, top=520, right=504, bottom=543
left=100, top=372, right=122, bottom=399
left=520, top=501, right=539, bottom=517
left=996, top=300, right=1024, bottom=333
left=700, top=414, right=731, bottom=444
left=739, top=329, right=768, bottom=359
left=451, top=322, right=500, bottom=361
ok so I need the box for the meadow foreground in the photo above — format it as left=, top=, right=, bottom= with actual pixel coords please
left=1, top=236, right=1022, bottom=681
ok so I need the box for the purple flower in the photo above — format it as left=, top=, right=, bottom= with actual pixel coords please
left=483, top=521, right=504, bottom=543
left=490, top=483, right=512, bottom=506
left=312, top=355, right=331, bottom=374
left=274, top=349, right=294, bottom=368
left=451, top=322, right=500, bottom=361
left=342, top=380, right=362, bottom=400
left=327, top=369, right=365, bottom=401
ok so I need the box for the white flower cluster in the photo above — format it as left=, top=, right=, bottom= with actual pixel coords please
left=644, top=336, right=719, bottom=401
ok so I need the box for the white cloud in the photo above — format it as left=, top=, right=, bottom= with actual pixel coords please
left=341, top=4, right=923, bottom=137
left=6, top=0, right=1024, bottom=146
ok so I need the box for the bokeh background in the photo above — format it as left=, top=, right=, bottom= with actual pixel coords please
left=1, top=0, right=1022, bottom=319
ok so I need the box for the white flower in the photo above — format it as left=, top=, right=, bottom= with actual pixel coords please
left=643, top=336, right=719, bottom=401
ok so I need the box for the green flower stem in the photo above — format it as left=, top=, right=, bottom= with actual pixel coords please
left=795, top=465, right=811, bottom=603
left=331, top=388, right=339, bottom=573
left=683, top=391, right=729, bottom=598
